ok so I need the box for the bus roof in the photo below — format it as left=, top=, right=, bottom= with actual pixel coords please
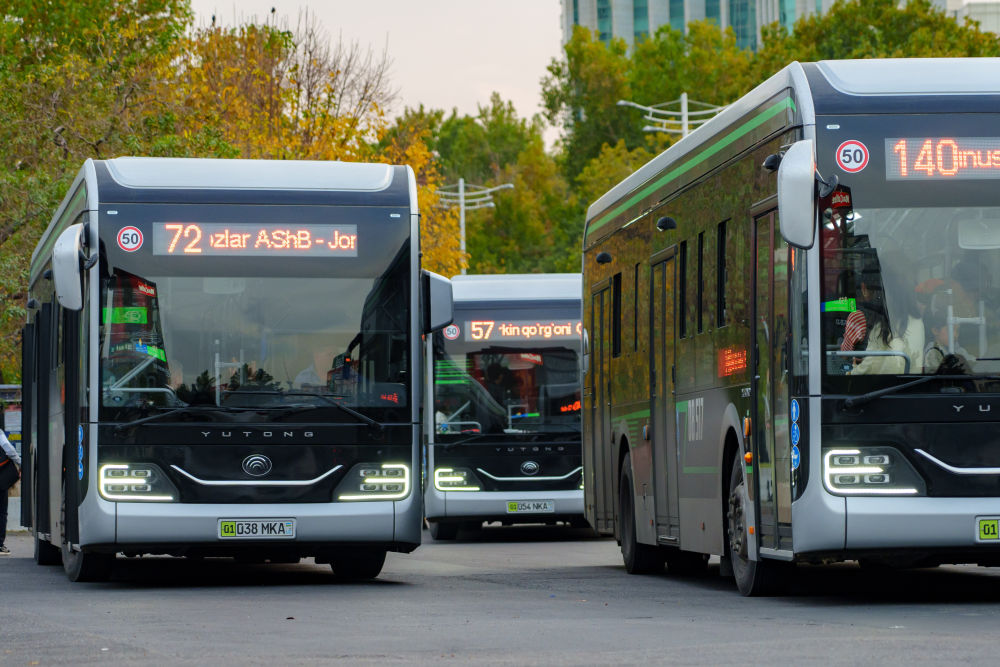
left=450, top=273, right=581, bottom=303
left=103, top=157, right=396, bottom=192
left=30, top=158, right=414, bottom=275
left=584, top=58, right=1000, bottom=246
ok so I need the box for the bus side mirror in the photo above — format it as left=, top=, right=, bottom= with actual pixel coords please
left=777, top=139, right=817, bottom=249
left=422, top=270, right=453, bottom=333
left=53, top=223, right=85, bottom=311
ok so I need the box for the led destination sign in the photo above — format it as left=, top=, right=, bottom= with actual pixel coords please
left=885, top=138, right=1000, bottom=180
left=152, top=223, right=358, bottom=256
left=465, top=319, right=582, bottom=342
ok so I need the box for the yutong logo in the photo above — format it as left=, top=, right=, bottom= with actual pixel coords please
left=242, top=455, right=273, bottom=477
left=520, top=461, right=540, bottom=476
left=201, top=430, right=314, bottom=439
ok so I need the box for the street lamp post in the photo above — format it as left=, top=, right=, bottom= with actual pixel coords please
left=437, top=178, right=514, bottom=274
left=617, top=93, right=726, bottom=137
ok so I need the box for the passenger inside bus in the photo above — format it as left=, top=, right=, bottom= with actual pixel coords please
left=848, top=262, right=924, bottom=375
left=294, top=343, right=338, bottom=390
left=924, top=299, right=975, bottom=374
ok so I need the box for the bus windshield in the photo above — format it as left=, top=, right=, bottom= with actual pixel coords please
left=433, top=306, right=581, bottom=439
left=98, top=204, right=411, bottom=423
left=817, top=114, right=1000, bottom=393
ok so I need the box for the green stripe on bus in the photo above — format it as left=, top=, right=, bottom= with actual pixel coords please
left=620, top=408, right=650, bottom=421
left=586, top=97, right=795, bottom=241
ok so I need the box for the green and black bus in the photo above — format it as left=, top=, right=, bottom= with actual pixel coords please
left=583, top=58, right=1000, bottom=595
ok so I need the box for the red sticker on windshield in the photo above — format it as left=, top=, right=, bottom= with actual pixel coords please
left=836, top=140, right=869, bottom=173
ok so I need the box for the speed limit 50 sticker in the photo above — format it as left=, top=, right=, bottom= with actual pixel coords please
left=117, top=226, right=143, bottom=252
left=836, top=140, right=869, bottom=173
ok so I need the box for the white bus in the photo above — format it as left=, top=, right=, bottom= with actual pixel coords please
left=21, top=157, right=451, bottom=581
left=424, top=274, right=584, bottom=539
left=583, top=58, right=1000, bottom=595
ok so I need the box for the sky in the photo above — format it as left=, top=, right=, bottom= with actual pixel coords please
left=188, top=0, right=565, bottom=128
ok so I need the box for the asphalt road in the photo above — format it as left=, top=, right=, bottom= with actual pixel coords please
left=3, top=524, right=1000, bottom=665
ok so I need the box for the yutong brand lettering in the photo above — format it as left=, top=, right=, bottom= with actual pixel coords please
left=201, top=431, right=314, bottom=438
left=152, top=223, right=359, bottom=257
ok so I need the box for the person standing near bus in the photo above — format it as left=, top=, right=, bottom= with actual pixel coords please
left=0, top=429, right=21, bottom=555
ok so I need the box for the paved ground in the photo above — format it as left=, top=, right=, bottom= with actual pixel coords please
left=4, top=524, right=1000, bottom=665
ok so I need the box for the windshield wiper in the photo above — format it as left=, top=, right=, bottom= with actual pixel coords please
left=234, top=391, right=387, bottom=431
left=113, top=405, right=253, bottom=431
left=440, top=433, right=490, bottom=450
left=843, top=374, right=1000, bottom=409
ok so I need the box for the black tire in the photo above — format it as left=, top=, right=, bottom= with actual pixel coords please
left=330, top=549, right=387, bottom=580
left=428, top=520, right=459, bottom=540
left=61, top=481, right=113, bottom=582
left=619, top=453, right=663, bottom=574
left=726, top=455, right=779, bottom=596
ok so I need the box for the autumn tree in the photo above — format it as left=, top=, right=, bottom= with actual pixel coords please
left=0, top=0, right=192, bottom=379
left=380, top=108, right=464, bottom=277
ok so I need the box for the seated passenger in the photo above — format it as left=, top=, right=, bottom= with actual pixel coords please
left=924, top=305, right=975, bottom=373
left=294, top=344, right=336, bottom=390
left=850, top=266, right=924, bottom=375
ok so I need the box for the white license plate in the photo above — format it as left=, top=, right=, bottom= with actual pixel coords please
left=218, top=518, right=296, bottom=540
left=506, top=500, right=555, bottom=514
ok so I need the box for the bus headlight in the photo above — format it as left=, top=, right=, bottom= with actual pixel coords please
left=434, top=467, right=481, bottom=492
left=99, top=463, right=177, bottom=502
left=823, top=447, right=925, bottom=496
left=336, top=463, right=410, bottom=501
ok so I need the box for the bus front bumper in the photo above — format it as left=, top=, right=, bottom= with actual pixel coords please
left=425, top=488, right=584, bottom=522
left=846, top=496, right=1000, bottom=550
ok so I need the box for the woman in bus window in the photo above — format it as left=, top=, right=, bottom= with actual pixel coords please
left=849, top=263, right=924, bottom=375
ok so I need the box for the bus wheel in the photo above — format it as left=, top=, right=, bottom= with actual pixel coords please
left=60, top=481, right=113, bottom=582
left=619, top=453, right=663, bottom=574
left=726, top=456, right=775, bottom=596
left=330, top=549, right=386, bottom=581
left=428, top=520, right=458, bottom=540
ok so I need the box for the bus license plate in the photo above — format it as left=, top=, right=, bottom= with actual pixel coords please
left=977, top=517, right=1000, bottom=542
left=218, top=518, right=296, bottom=540
left=507, top=500, right=555, bottom=514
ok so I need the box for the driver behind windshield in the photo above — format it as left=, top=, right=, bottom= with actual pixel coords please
left=849, top=260, right=924, bottom=375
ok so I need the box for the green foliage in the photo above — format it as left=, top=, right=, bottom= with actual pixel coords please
left=542, top=26, right=640, bottom=181
left=754, top=0, right=1000, bottom=76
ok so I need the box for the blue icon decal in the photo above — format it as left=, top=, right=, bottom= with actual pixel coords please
left=791, top=422, right=800, bottom=447
left=790, top=399, right=800, bottom=423
left=791, top=445, right=800, bottom=471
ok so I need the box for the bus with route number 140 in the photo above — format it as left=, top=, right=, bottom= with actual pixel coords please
left=583, top=58, right=1000, bottom=595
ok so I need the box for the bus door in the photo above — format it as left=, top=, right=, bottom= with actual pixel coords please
left=588, top=284, right=614, bottom=532
left=650, top=254, right=679, bottom=538
left=752, top=210, right=793, bottom=550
